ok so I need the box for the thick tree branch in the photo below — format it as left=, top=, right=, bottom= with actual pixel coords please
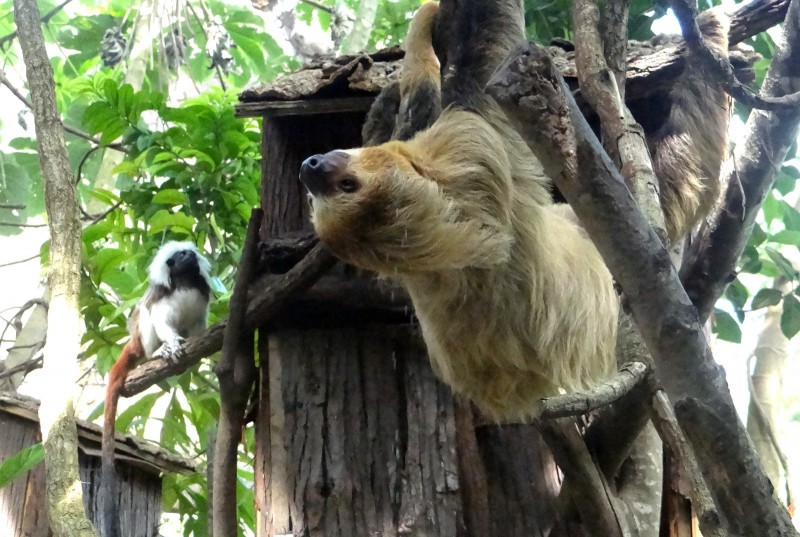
left=681, top=0, right=800, bottom=321
left=120, top=244, right=335, bottom=397
left=572, top=0, right=665, bottom=231
left=535, top=418, right=627, bottom=537
left=729, top=0, right=791, bottom=44
left=213, top=209, right=261, bottom=537
left=488, top=35, right=798, bottom=537
left=650, top=389, right=723, bottom=537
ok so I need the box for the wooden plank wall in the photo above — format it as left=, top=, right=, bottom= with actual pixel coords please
left=0, top=413, right=164, bottom=537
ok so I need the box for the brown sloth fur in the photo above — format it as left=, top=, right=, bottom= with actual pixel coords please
left=300, top=1, right=730, bottom=421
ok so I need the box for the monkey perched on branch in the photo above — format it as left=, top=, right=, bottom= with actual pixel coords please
left=300, top=1, right=730, bottom=421
left=101, top=242, right=212, bottom=537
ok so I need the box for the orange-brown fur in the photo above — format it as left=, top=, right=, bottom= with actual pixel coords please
left=399, top=2, right=440, bottom=98
left=101, top=317, right=145, bottom=537
left=392, top=2, right=442, bottom=141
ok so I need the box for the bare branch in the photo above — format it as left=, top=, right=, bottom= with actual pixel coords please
left=213, top=209, right=261, bottom=537
left=650, top=390, right=724, bottom=537
left=0, top=221, right=47, bottom=228
left=0, top=354, right=43, bottom=380
left=0, top=67, right=127, bottom=152
left=121, top=244, right=335, bottom=397
left=538, top=362, right=649, bottom=418
left=298, top=0, right=334, bottom=14
left=487, top=33, right=798, bottom=537
left=535, top=418, right=627, bottom=537
left=572, top=0, right=666, bottom=232
left=672, top=0, right=800, bottom=110
left=0, top=253, right=40, bottom=268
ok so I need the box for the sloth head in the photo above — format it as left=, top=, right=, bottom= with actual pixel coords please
left=299, top=144, right=512, bottom=275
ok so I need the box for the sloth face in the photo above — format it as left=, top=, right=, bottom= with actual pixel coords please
left=298, top=144, right=435, bottom=272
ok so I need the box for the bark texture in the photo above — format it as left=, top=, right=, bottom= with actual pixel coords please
left=257, top=327, right=465, bottom=536
left=487, top=27, right=799, bottom=537
left=13, top=0, right=94, bottom=535
left=212, top=210, right=261, bottom=537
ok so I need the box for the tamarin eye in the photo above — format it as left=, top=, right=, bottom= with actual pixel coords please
left=338, top=178, right=360, bottom=193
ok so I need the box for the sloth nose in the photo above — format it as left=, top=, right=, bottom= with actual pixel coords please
left=299, top=151, right=350, bottom=196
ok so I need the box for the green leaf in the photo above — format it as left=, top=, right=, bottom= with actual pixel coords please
left=738, top=245, right=762, bottom=274
left=770, top=230, right=800, bottom=245
left=104, top=269, right=139, bottom=295
left=92, top=248, right=127, bottom=282
left=765, top=247, right=798, bottom=279
left=774, top=165, right=798, bottom=196
left=148, top=210, right=196, bottom=235
left=0, top=444, right=44, bottom=488
left=748, top=223, right=767, bottom=247
left=725, top=278, right=749, bottom=311
left=762, top=192, right=781, bottom=224
left=751, top=288, right=783, bottom=310
left=781, top=294, right=800, bottom=339
left=152, top=189, right=189, bottom=206
left=712, top=309, right=742, bottom=343
left=117, top=393, right=162, bottom=432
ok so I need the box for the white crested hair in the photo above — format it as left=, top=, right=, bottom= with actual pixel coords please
left=148, top=241, right=212, bottom=288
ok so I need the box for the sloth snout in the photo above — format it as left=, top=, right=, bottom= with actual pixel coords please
left=299, top=151, right=350, bottom=196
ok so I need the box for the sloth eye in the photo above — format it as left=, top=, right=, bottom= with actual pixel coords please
left=338, top=178, right=360, bottom=193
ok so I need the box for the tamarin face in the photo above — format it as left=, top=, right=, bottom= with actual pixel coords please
left=299, top=144, right=446, bottom=274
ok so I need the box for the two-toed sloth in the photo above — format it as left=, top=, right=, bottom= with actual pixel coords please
left=300, top=1, right=730, bottom=421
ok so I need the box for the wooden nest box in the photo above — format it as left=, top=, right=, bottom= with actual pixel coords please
left=235, top=47, right=563, bottom=537
left=0, top=393, right=194, bottom=537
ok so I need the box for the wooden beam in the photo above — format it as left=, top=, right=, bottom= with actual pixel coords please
left=235, top=97, right=375, bottom=118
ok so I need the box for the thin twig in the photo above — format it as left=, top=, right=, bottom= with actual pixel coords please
left=0, top=0, right=75, bottom=50
left=0, top=204, right=26, bottom=210
left=0, top=67, right=127, bottom=152
left=185, top=2, right=228, bottom=92
left=0, top=354, right=43, bottom=380
left=0, top=221, right=47, bottom=227
left=299, top=0, right=334, bottom=14
left=0, top=253, right=40, bottom=268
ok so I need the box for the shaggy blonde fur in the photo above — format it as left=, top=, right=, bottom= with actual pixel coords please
left=302, top=1, right=730, bottom=421
left=308, top=104, right=619, bottom=422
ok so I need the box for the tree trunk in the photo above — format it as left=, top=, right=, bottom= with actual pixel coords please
left=746, top=278, right=792, bottom=503
left=340, top=0, right=378, bottom=54
left=13, top=0, right=95, bottom=535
